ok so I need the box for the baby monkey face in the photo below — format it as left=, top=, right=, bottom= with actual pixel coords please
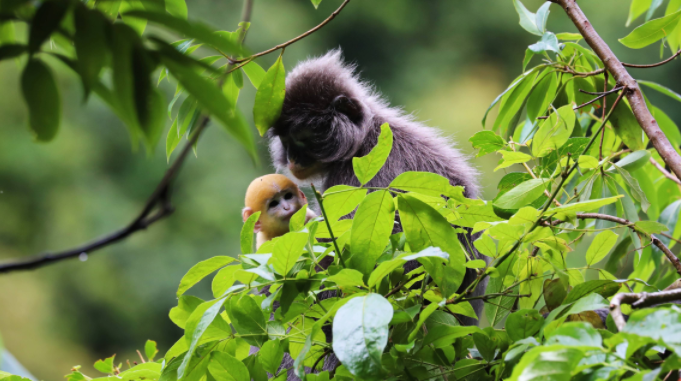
left=262, top=187, right=307, bottom=233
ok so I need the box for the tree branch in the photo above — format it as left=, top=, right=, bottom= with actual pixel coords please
left=610, top=289, right=681, bottom=331
left=230, top=0, right=351, bottom=64
left=0, top=0, right=256, bottom=274
left=573, top=213, right=681, bottom=276
left=649, top=157, right=681, bottom=186
left=553, top=0, right=681, bottom=181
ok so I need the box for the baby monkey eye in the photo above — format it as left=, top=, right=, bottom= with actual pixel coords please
left=284, top=192, right=293, bottom=200
left=269, top=200, right=279, bottom=209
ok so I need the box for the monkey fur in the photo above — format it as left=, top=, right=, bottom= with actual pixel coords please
left=264, top=50, right=487, bottom=379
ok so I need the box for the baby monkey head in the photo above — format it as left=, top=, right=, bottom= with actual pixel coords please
left=269, top=50, right=371, bottom=180
left=242, top=174, right=308, bottom=238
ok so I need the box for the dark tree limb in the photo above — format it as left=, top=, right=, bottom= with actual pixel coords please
left=552, top=0, right=681, bottom=181
left=610, top=289, right=681, bottom=331
left=0, top=0, right=255, bottom=274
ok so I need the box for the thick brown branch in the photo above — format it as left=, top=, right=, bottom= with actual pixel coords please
left=0, top=0, right=256, bottom=274
left=230, top=0, right=351, bottom=64
left=610, top=289, right=681, bottom=331
left=554, top=0, right=681, bottom=181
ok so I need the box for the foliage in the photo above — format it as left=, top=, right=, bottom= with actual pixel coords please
left=2, top=0, right=681, bottom=380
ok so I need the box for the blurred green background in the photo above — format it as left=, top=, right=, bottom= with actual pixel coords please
left=1, top=0, right=680, bottom=379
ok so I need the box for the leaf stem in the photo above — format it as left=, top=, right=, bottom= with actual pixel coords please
left=311, top=183, right=345, bottom=268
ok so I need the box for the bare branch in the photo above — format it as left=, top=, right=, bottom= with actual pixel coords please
left=554, top=0, right=681, bottom=182
left=573, top=86, right=624, bottom=110
left=649, top=157, right=681, bottom=186
left=574, top=213, right=681, bottom=276
left=623, top=49, right=681, bottom=69
left=0, top=0, right=256, bottom=274
left=610, top=289, right=681, bottom=331
left=230, top=0, right=351, bottom=64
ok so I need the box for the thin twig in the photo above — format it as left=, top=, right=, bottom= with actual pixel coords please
left=623, top=49, right=681, bottom=69
left=0, top=0, right=257, bottom=274
left=610, top=289, right=681, bottom=331
left=649, top=157, right=681, bottom=186
left=229, top=0, right=351, bottom=64
left=575, top=213, right=681, bottom=276
left=574, top=86, right=624, bottom=110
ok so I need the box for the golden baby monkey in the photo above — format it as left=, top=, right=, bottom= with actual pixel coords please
left=243, top=174, right=316, bottom=248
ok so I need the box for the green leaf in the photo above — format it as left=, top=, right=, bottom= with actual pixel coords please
left=165, top=0, right=188, bottom=19
left=74, top=6, right=109, bottom=93
left=241, top=211, right=260, bottom=254
left=529, top=32, right=560, bottom=54
left=505, top=309, right=544, bottom=341
left=535, top=2, right=551, bottom=33
left=620, top=10, right=681, bottom=48
left=508, top=346, right=584, bottom=381
left=178, top=298, right=227, bottom=379
left=652, top=107, right=681, bottom=149
left=609, top=150, right=651, bottom=172
left=469, top=131, right=505, bottom=157
left=543, top=279, right=567, bottom=311
left=269, top=232, right=308, bottom=277
left=465, top=259, right=487, bottom=269
left=242, top=61, right=266, bottom=89
left=124, top=10, right=244, bottom=55
left=545, top=196, right=622, bottom=217
left=609, top=102, right=647, bottom=151
left=423, top=325, right=482, bottom=348
left=532, top=105, right=575, bottom=157
left=389, top=171, right=456, bottom=198
left=527, top=71, right=558, bottom=121
left=635, top=220, right=668, bottom=234
left=212, top=264, right=241, bottom=298
left=353, top=123, right=393, bottom=185
left=177, top=256, right=236, bottom=296
left=483, top=74, right=527, bottom=127
left=586, top=231, right=618, bottom=266
left=493, top=178, right=548, bottom=209
left=253, top=55, right=286, bottom=136
left=577, top=155, right=599, bottom=170
left=166, top=120, right=181, bottom=160
left=144, top=340, right=158, bottom=362
left=639, top=80, right=681, bottom=103
left=613, top=164, right=651, bottom=212
left=160, top=55, right=256, bottom=160
left=257, top=340, right=284, bottom=375
left=628, top=0, right=653, bottom=26
left=28, top=1, right=68, bottom=53
left=322, top=185, right=367, bottom=222
left=225, top=295, right=268, bottom=347
left=349, top=190, right=395, bottom=277
left=119, top=0, right=148, bottom=35
left=658, top=200, right=681, bottom=249
left=368, top=247, right=448, bottom=288
left=288, top=204, right=308, bottom=232
left=555, top=32, right=583, bottom=41
left=563, top=280, right=621, bottom=304
left=94, top=355, right=115, bottom=374
left=332, top=294, right=393, bottom=379
left=327, top=269, right=366, bottom=289
left=208, top=351, right=250, bottom=381
left=513, top=0, right=542, bottom=36
left=21, top=58, right=61, bottom=142
left=494, top=150, right=532, bottom=171
left=311, top=0, right=323, bottom=9
left=623, top=308, right=681, bottom=352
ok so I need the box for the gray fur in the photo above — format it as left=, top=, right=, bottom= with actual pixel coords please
left=265, top=50, right=487, bottom=380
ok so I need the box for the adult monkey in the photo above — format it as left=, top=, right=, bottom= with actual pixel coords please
left=267, top=50, right=486, bottom=378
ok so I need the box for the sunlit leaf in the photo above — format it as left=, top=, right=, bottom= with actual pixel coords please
left=349, top=190, right=395, bottom=277
left=253, top=55, right=286, bottom=136
left=586, top=231, right=618, bottom=266
left=353, top=123, right=393, bottom=186
left=620, top=10, right=681, bottom=48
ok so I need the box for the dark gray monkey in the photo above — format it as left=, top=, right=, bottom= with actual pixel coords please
left=264, top=50, right=487, bottom=379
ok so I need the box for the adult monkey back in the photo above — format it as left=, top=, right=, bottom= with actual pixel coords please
left=267, top=50, right=488, bottom=377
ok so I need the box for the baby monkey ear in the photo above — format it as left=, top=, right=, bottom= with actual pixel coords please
left=298, top=189, right=308, bottom=204
left=332, top=95, right=362, bottom=122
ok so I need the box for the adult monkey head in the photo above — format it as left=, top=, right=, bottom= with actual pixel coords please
left=268, top=50, right=479, bottom=197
